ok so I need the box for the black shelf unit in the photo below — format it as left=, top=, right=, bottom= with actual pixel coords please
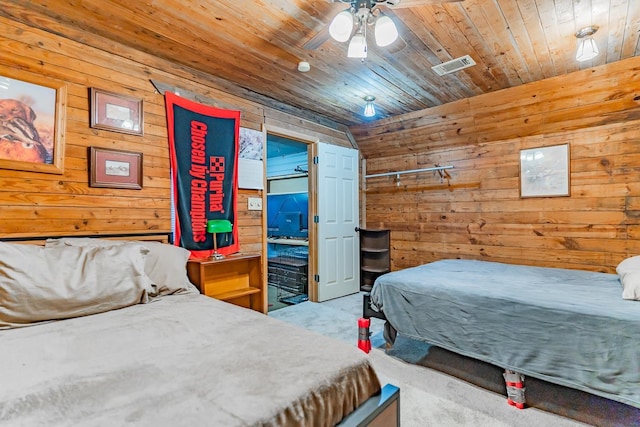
left=358, top=228, right=390, bottom=292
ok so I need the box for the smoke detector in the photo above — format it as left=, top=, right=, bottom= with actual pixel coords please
left=297, top=61, right=311, bottom=72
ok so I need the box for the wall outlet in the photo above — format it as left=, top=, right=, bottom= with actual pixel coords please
left=248, top=197, right=263, bottom=211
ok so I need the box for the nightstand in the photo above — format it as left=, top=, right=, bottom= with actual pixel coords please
left=187, top=253, right=266, bottom=314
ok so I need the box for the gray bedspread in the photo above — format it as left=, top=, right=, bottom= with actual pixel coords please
left=370, top=259, right=640, bottom=408
left=0, top=294, right=380, bottom=426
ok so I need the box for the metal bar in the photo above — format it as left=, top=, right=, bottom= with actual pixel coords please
left=363, top=293, right=387, bottom=321
left=364, top=165, right=454, bottom=179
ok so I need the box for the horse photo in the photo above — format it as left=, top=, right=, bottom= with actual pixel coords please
left=0, top=76, right=57, bottom=165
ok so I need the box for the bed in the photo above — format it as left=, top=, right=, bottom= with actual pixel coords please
left=366, top=258, right=640, bottom=409
left=0, top=233, right=399, bottom=426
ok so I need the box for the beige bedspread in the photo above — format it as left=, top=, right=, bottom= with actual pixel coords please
left=0, top=294, right=380, bottom=426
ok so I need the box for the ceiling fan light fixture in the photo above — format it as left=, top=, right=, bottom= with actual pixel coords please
left=329, top=9, right=354, bottom=43
left=374, top=15, right=398, bottom=47
left=348, top=33, right=368, bottom=58
left=575, top=26, right=599, bottom=62
left=363, top=95, right=376, bottom=117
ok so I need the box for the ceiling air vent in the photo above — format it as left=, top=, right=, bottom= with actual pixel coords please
left=431, top=55, right=476, bottom=76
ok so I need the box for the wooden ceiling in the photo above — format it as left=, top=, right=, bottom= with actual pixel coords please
left=3, top=0, right=640, bottom=128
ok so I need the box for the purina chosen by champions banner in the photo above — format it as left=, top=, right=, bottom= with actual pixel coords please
left=165, top=91, right=240, bottom=258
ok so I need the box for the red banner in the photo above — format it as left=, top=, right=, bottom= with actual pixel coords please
left=165, top=92, right=240, bottom=258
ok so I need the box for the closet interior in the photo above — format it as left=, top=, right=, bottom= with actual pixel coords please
left=266, top=134, right=309, bottom=310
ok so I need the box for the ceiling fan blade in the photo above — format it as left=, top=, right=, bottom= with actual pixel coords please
left=302, top=24, right=332, bottom=50
left=388, top=0, right=464, bottom=8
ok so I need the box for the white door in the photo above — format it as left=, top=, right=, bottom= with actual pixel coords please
left=316, top=142, right=360, bottom=302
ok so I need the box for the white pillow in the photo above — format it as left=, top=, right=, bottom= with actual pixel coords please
left=138, top=241, right=199, bottom=296
left=0, top=242, right=152, bottom=329
left=616, top=256, right=640, bottom=301
left=45, top=238, right=199, bottom=296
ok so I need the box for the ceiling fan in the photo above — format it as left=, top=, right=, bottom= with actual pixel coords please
left=303, top=0, right=464, bottom=54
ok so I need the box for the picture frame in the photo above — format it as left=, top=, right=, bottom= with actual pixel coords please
left=0, top=66, right=67, bottom=174
left=89, top=147, right=143, bottom=190
left=520, top=143, right=570, bottom=198
left=90, top=88, right=143, bottom=136
left=238, top=127, right=265, bottom=190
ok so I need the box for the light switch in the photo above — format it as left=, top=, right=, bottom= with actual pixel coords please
left=248, top=197, right=262, bottom=210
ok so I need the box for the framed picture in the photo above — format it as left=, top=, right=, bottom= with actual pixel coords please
left=0, top=67, right=67, bottom=174
left=90, top=88, right=143, bottom=135
left=89, top=147, right=143, bottom=190
left=238, top=127, right=265, bottom=190
left=520, top=143, right=570, bottom=198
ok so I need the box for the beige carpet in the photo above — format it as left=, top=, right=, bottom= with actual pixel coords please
left=269, top=293, right=640, bottom=427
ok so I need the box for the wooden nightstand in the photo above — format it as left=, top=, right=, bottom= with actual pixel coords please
left=187, top=253, right=266, bottom=314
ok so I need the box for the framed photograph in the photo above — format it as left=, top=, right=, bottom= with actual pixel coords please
left=0, top=67, right=67, bottom=174
left=89, top=147, right=143, bottom=190
left=520, top=143, right=570, bottom=198
left=90, top=88, right=143, bottom=135
left=238, top=127, right=265, bottom=190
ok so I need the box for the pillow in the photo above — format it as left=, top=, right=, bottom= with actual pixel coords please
left=45, top=238, right=199, bottom=296
left=137, top=241, right=199, bottom=296
left=0, top=242, right=152, bottom=329
left=616, top=256, right=640, bottom=301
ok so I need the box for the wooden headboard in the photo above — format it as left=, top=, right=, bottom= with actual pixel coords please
left=0, top=232, right=174, bottom=246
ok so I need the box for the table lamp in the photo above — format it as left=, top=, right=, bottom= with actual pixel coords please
left=206, top=219, right=233, bottom=260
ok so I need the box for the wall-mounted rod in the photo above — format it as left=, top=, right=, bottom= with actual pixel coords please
left=365, top=165, right=454, bottom=179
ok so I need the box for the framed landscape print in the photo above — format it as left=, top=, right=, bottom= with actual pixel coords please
left=520, top=143, right=570, bottom=198
left=90, top=88, right=143, bottom=135
left=89, top=147, right=143, bottom=190
left=0, top=66, right=67, bottom=174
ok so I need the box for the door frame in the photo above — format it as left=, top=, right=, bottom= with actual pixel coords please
left=263, top=125, right=319, bottom=301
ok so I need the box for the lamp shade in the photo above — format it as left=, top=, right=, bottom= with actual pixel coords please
left=206, top=219, right=233, bottom=234
left=575, top=37, right=599, bottom=61
left=363, top=96, right=376, bottom=117
left=329, top=10, right=354, bottom=43
left=374, top=15, right=398, bottom=47
left=348, top=33, right=368, bottom=58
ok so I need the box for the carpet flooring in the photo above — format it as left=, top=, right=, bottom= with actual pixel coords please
left=269, top=292, right=640, bottom=427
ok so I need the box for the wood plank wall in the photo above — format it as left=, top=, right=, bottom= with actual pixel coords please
left=351, top=56, right=640, bottom=274
left=0, top=16, right=351, bottom=255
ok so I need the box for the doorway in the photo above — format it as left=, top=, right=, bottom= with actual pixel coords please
left=266, top=134, right=310, bottom=311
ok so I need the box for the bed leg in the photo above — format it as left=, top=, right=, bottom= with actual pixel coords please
left=383, top=322, right=397, bottom=348
left=358, top=317, right=371, bottom=353
left=503, top=370, right=526, bottom=409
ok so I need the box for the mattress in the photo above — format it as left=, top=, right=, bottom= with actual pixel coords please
left=0, top=294, right=381, bottom=426
left=370, top=259, right=640, bottom=408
